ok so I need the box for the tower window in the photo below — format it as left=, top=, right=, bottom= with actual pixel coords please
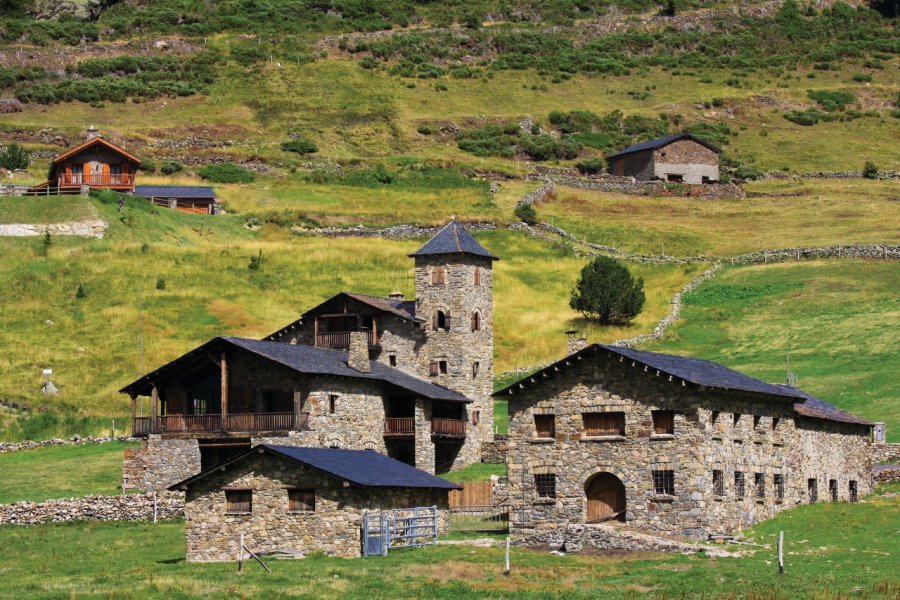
left=849, top=480, right=858, bottom=503
left=534, top=414, right=555, bottom=439
left=472, top=361, right=480, bottom=377
left=433, top=310, right=449, bottom=332
left=808, top=478, right=818, bottom=503
left=389, top=354, right=397, bottom=367
left=474, top=267, right=481, bottom=286
left=471, top=311, right=481, bottom=331
left=428, top=360, right=448, bottom=376
left=431, top=267, right=446, bottom=285
left=328, top=395, right=338, bottom=414
left=472, top=410, right=480, bottom=425
left=829, top=479, right=838, bottom=502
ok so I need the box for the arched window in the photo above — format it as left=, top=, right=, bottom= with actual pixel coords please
left=474, top=267, right=481, bottom=286
left=431, top=267, right=446, bottom=285
left=433, top=310, right=448, bottom=331
left=471, top=311, right=481, bottom=332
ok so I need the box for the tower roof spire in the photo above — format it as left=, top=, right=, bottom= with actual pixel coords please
left=409, top=220, right=499, bottom=261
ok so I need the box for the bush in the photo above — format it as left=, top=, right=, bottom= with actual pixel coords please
left=514, top=202, right=538, bottom=225
left=281, top=138, right=318, bottom=154
left=807, top=90, right=856, bottom=112
left=156, top=277, right=166, bottom=290
left=248, top=249, right=264, bottom=271
left=198, top=163, right=255, bottom=184
left=160, top=160, right=183, bottom=175
left=852, top=73, right=873, bottom=83
left=569, top=256, right=645, bottom=325
left=575, top=157, right=605, bottom=175
left=862, top=161, right=879, bottom=179
left=416, top=125, right=433, bottom=135
left=0, top=142, right=29, bottom=170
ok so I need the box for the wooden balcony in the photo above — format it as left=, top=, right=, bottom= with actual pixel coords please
left=132, top=412, right=307, bottom=436
left=58, top=173, right=135, bottom=188
left=432, top=418, right=466, bottom=439
left=384, top=417, right=415, bottom=438
left=316, top=330, right=376, bottom=349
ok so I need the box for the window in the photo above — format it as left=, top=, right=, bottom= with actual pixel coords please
left=652, top=470, right=675, bottom=496
left=288, top=489, right=315, bottom=512
left=471, top=311, right=481, bottom=331
left=754, top=473, right=765, bottom=499
left=225, top=490, right=252, bottom=514
left=667, top=174, right=683, bottom=183
left=534, top=414, right=555, bottom=439
left=829, top=479, right=838, bottom=502
left=735, top=471, right=745, bottom=498
left=472, top=410, right=480, bottom=426
left=433, top=310, right=449, bottom=331
left=429, top=360, right=448, bottom=376
left=534, top=474, right=556, bottom=499
left=583, top=412, right=625, bottom=436
left=474, top=267, right=481, bottom=286
left=652, top=410, right=674, bottom=435
left=439, top=360, right=448, bottom=374
left=774, top=474, right=785, bottom=501
left=431, top=267, right=446, bottom=285
left=849, top=481, right=858, bottom=503
left=712, top=470, right=724, bottom=496
left=808, top=478, right=818, bottom=503
left=328, top=394, right=338, bottom=415
left=472, top=361, right=480, bottom=377
left=389, top=354, right=397, bottom=367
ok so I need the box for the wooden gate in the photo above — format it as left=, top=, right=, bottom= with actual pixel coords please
left=586, top=473, right=626, bottom=523
left=448, top=481, right=492, bottom=508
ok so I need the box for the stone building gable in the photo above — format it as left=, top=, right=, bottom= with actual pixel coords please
left=653, top=139, right=719, bottom=166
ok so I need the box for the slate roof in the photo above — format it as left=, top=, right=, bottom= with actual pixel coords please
left=782, top=385, right=873, bottom=426
left=409, top=220, right=499, bottom=260
left=170, top=444, right=462, bottom=491
left=607, top=132, right=722, bottom=160
left=52, top=136, right=142, bottom=165
left=134, top=185, right=216, bottom=199
left=120, top=336, right=469, bottom=403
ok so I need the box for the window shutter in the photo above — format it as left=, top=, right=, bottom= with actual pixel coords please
left=429, top=361, right=439, bottom=376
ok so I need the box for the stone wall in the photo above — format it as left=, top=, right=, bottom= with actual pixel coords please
left=0, top=435, right=133, bottom=454
left=874, top=465, right=900, bottom=484
left=140, top=436, right=201, bottom=492
left=513, top=523, right=736, bottom=556
left=790, top=417, right=873, bottom=501
left=295, top=221, right=496, bottom=240
left=652, top=139, right=720, bottom=184
left=0, top=491, right=184, bottom=525
left=873, top=443, right=900, bottom=464
left=0, top=220, right=108, bottom=238
left=481, top=434, right=509, bottom=464
left=183, top=452, right=449, bottom=561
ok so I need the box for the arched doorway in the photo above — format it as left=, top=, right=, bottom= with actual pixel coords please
left=585, top=473, right=626, bottom=523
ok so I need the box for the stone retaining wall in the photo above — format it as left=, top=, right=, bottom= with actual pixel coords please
left=294, top=221, right=496, bottom=239
left=762, top=170, right=899, bottom=181
left=0, top=184, right=30, bottom=197
left=874, top=465, right=900, bottom=484
left=873, top=443, right=900, bottom=465
left=480, top=434, right=509, bottom=464
left=0, top=220, right=108, bottom=239
left=543, top=174, right=745, bottom=199
left=512, top=523, right=737, bottom=556
left=0, top=435, right=134, bottom=455
left=0, top=491, right=184, bottom=525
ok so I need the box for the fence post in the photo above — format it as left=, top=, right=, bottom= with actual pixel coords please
left=238, top=532, right=244, bottom=572
left=777, top=531, right=784, bottom=574
left=111, top=419, right=115, bottom=440
left=504, top=537, right=511, bottom=576
left=153, top=492, right=158, bottom=524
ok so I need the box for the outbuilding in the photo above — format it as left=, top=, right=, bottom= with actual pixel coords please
left=607, top=132, right=721, bottom=184
left=169, top=444, right=461, bottom=561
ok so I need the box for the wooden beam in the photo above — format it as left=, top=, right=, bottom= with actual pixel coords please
left=151, top=385, right=159, bottom=427
left=221, top=352, right=228, bottom=432
left=313, top=318, right=319, bottom=347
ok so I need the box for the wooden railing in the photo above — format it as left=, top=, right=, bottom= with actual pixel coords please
left=316, top=330, right=376, bottom=349
left=58, top=173, right=134, bottom=187
left=132, top=412, right=308, bottom=435
left=132, top=416, right=152, bottom=436
left=226, top=412, right=295, bottom=432
left=432, top=418, right=466, bottom=438
left=156, top=414, right=222, bottom=433
left=384, top=417, right=415, bottom=437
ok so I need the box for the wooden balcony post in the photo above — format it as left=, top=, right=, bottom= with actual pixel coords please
left=314, top=318, right=319, bottom=347
left=373, top=318, right=378, bottom=345
left=221, top=352, right=229, bottom=432
left=151, top=385, right=159, bottom=432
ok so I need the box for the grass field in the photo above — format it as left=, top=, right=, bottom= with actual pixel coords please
left=0, top=493, right=895, bottom=598
left=0, top=196, right=99, bottom=224
left=647, top=260, right=900, bottom=441
left=536, top=178, right=900, bottom=257
left=0, top=441, right=135, bottom=503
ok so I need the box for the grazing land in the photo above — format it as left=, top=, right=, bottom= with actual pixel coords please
left=0, top=492, right=896, bottom=599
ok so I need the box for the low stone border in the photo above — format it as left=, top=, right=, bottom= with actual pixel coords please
left=0, top=435, right=135, bottom=455
left=0, top=220, right=108, bottom=239
left=873, top=443, right=900, bottom=465
left=0, top=491, right=184, bottom=525
left=874, top=465, right=900, bottom=484
left=293, top=221, right=496, bottom=239
left=762, top=170, right=899, bottom=181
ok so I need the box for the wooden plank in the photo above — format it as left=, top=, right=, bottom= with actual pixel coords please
left=449, top=482, right=493, bottom=508
left=221, top=351, right=228, bottom=431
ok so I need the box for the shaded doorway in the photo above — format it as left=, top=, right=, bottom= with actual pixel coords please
left=586, top=472, right=626, bottom=523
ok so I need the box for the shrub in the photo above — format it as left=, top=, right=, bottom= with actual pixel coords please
left=75, top=283, right=86, bottom=299
left=575, top=157, right=605, bottom=175
left=807, top=89, right=856, bottom=111
left=852, top=73, right=873, bottom=83
left=198, top=163, right=255, bottom=184
left=416, top=125, right=433, bottom=135
left=248, top=249, right=264, bottom=271
left=281, top=139, right=318, bottom=154
left=862, top=161, right=879, bottom=179
left=160, top=160, right=183, bottom=175
left=0, top=142, right=29, bottom=170
left=156, top=277, right=166, bottom=290
left=514, top=202, right=538, bottom=225
left=569, top=256, right=645, bottom=325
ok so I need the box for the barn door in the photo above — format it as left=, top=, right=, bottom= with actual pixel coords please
left=586, top=473, right=626, bottom=523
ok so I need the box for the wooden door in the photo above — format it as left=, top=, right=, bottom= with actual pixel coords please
left=586, top=473, right=626, bottom=523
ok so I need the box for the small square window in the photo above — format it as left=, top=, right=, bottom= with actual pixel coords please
left=472, top=410, right=481, bottom=426
left=429, top=361, right=439, bottom=376
left=754, top=473, right=765, bottom=499
left=534, top=473, right=556, bottom=498
left=735, top=471, right=745, bottom=498
left=774, top=474, right=784, bottom=501
left=389, top=354, right=397, bottom=367
left=829, top=479, right=838, bottom=502
left=225, top=490, right=252, bottom=514
left=534, top=414, right=555, bottom=439
left=808, top=478, right=818, bottom=503
left=652, top=470, right=675, bottom=496
left=431, top=267, right=446, bottom=285
left=849, top=480, right=858, bottom=503
left=328, top=394, right=338, bottom=414
left=288, top=489, right=315, bottom=512
left=472, top=361, right=480, bottom=377
left=712, top=470, right=724, bottom=496
left=583, top=412, right=625, bottom=436
left=439, top=360, right=448, bottom=375
left=652, top=410, right=674, bottom=435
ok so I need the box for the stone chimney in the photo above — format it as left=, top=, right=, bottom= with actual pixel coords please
left=347, top=331, right=371, bottom=373
left=388, top=289, right=405, bottom=301
left=566, top=330, right=588, bottom=354
left=85, top=125, right=100, bottom=140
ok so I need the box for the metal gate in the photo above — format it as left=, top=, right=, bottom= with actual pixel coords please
left=361, top=506, right=438, bottom=556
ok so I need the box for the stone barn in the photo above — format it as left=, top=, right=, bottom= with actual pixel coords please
left=498, top=344, right=873, bottom=540
left=607, top=132, right=721, bottom=184
left=170, top=444, right=461, bottom=561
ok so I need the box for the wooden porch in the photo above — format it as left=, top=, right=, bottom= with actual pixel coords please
left=58, top=173, right=135, bottom=187
left=132, top=412, right=308, bottom=436
left=381, top=417, right=466, bottom=439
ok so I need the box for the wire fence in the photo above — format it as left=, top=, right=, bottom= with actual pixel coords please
left=449, top=504, right=509, bottom=532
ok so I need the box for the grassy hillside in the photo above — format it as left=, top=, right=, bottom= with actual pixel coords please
left=0, top=493, right=896, bottom=598
left=0, top=196, right=99, bottom=224
left=648, top=260, right=900, bottom=440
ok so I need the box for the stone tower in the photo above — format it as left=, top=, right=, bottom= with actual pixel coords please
left=410, top=220, right=498, bottom=472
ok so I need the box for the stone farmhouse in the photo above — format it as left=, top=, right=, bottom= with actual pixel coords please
left=498, top=343, right=873, bottom=540
left=170, top=445, right=459, bottom=561
left=122, top=220, right=497, bottom=490
left=607, top=132, right=721, bottom=184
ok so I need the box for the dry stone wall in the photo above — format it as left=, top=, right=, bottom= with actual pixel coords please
left=873, top=443, right=900, bottom=464
left=0, top=492, right=184, bottom=525
left=0, top=435, right=133, bottom=454
left=0, top=220, right=108, bottom=238
left=295, top=221, right=496, bottom=240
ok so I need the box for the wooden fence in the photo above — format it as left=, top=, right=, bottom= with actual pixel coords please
left=448, top=481, right=493, bottom=508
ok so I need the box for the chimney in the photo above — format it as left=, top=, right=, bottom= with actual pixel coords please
left=85, top=125, right=100, bottom=140
left=347, top=331, right=371, bottom=373
left=566, top=330, right=588, bottom=354
left=388, top=289, right=405, bottom=301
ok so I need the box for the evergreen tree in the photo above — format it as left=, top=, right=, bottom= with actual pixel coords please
left=570, top=256, right=646, bottom=325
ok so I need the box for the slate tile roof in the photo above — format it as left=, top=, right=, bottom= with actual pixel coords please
left=170, top=444, right=462, bottom=491
left=782, top=385, right=873, bottom=426
left=134, top=185, right=216, bottom=199
left=343, top=293, right=418, bottom=321
left=606, top=132, right=722, bottom=160
left=409, top=220, right=499, bottom=260
left=120, top=336, right=469, bottom=403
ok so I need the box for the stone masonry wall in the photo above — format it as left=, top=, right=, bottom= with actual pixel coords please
left=0, top=220, right=108, bottom=238
left=141, top=436, right=201, bottom=492
left=653, top=139, right=719, bottom=184
left=481, top=434, right=509, bottom=464
left=183, top=452, right=449, bottom=561
left=873, top=443, right=900, bottom=464
left=790, top=418, right=873, bottom=502
left=0, top=492, right=184, bottom=525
